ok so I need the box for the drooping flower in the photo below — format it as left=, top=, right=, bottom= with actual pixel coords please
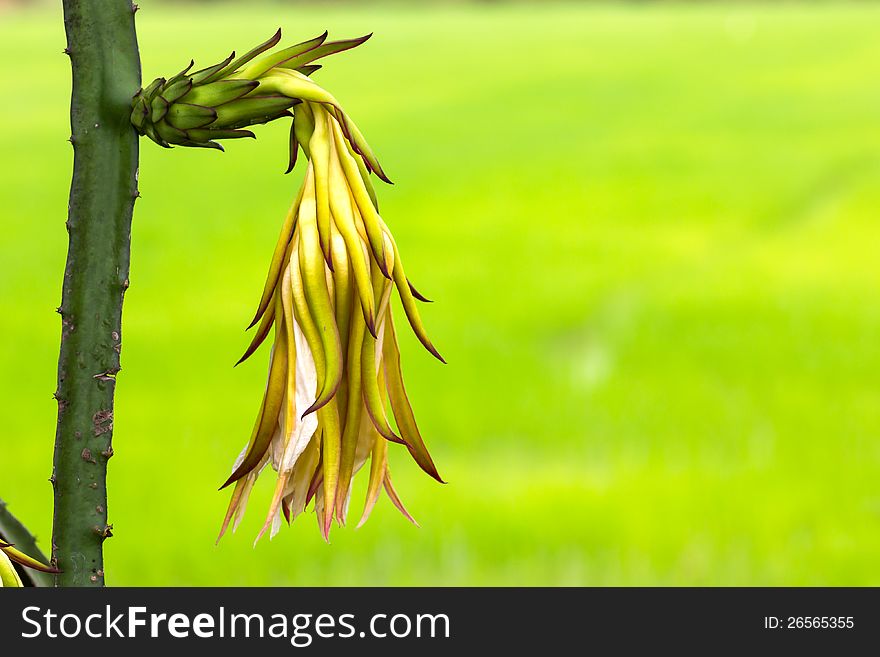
left=133, top=31, right=444, bottom=542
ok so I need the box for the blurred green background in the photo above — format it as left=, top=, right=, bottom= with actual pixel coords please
left=2, top=1, right=880, bottom=586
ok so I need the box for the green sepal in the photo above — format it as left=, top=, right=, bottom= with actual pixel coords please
left=140, top=76, right=165, bottom=100
left=186, top=128, right=256, bottom=142
left=239, top=31, right=328, bottom=80
left=130, top=98, right=149, bottom=130
left=142, top=122, right=170, bottom=148
left=179, top=139, right=225, bottom=151
left=162, top=77, right=194, bottom=104
left=149, top=93, right=169, bottom=124
left=166, top=103, right=218, bottom=130
left=297, top=64, right=322, bottom=77
left=165, top=60, right=195, bottom=87
left=223, top=108, right=294, bottom=130
left=275, top=35, right=372, bottom=72
left=213, top=94, right=298, bottom=128
left=154, top=119, right=189, bottom=145
left=180, top=79, right=259, bottom=108
left=190, top=52, right=235, bottom=85
left=204, top=29, right=283, bottom=83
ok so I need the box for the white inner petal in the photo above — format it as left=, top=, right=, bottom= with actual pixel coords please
left=279, top=317, right=320, bottom=472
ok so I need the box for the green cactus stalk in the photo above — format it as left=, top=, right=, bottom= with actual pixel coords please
left=51, top=0, right=141, bottom=587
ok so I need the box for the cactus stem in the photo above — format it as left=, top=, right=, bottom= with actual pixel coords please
left=52, top=0, right=141, bottom=587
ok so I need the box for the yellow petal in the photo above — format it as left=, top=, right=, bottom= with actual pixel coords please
left=298, top=165, right=343, bottom=416
left=356, top=418, right=388, bottom=529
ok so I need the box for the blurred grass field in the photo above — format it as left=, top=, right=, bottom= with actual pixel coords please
left=2, top=1, right=880, bottom=586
